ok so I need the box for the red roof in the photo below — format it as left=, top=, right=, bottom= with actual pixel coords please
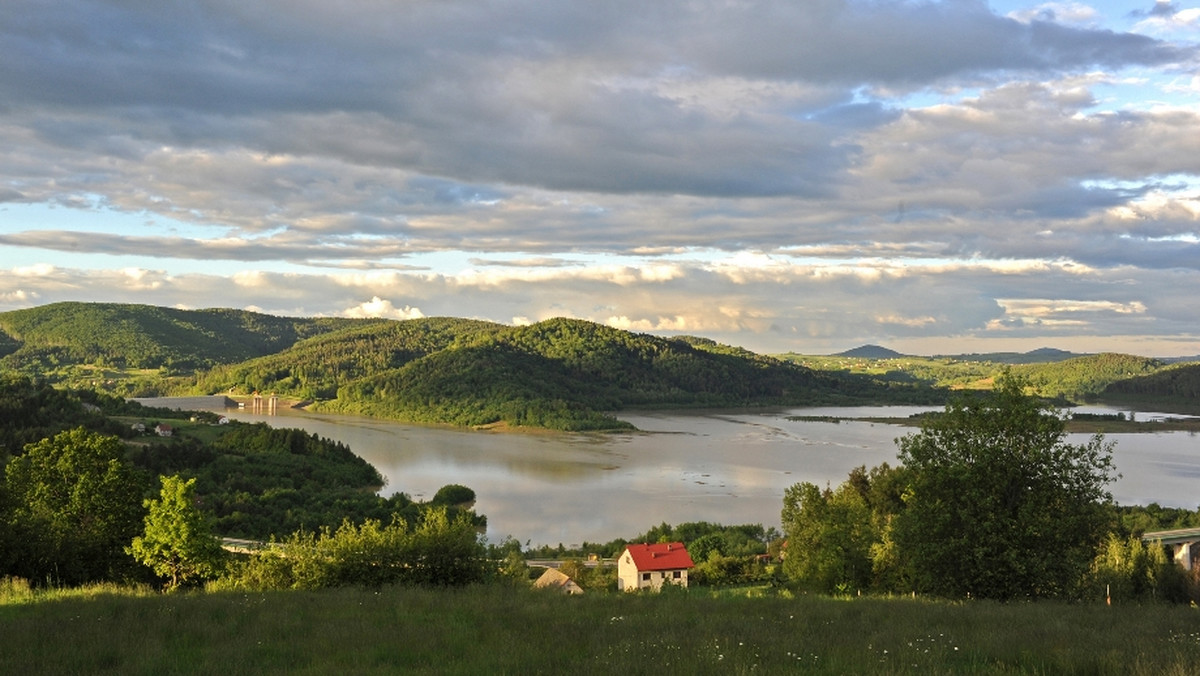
left=624, top=542, right=694, bottom=571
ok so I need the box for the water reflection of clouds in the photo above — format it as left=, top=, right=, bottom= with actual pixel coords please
left=1150, top=461, right=1200, bottom=480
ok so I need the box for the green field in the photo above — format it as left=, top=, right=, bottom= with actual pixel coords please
left=3, top=582, right=1200, bottom=675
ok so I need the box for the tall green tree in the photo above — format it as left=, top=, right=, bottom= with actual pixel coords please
left=130, top=475, right=226, bottom=590
left=3, top=428, right=148, bottom=584
left=893, top=373, right=1117, bottom=600
left=781, top=481, right=875, bottom=593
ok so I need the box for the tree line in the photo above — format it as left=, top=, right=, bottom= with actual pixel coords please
left=780, top=372, right=1200, bottom=602
left=0, top=302, right=376, bottom=372
left=0, top=375, right=491, bottom=589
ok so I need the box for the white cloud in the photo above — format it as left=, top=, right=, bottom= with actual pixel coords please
left=13, top=264, right=56, bottom=277
left=0, top=290, right=34, bottom=303
left=342, top=296, right=425, bottom=320
left=1008, top=3, right=1100, bottom=28
left=1135, top=5, right=1200, bottom=34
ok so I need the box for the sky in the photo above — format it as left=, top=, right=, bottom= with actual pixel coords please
left=2, top=1, right=1200, bottom=357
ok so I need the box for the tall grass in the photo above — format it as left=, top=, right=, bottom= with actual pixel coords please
left=2, top=582, right=1199, bottom=674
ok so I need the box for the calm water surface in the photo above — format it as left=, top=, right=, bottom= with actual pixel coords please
left=223, top=405, right=1200, bottom=547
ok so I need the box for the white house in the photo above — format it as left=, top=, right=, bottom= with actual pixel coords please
left=617, top=542, right=694, bottom=592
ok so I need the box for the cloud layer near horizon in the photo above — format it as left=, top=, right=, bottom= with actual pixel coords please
left=2, top=0, right=1199, bottom=355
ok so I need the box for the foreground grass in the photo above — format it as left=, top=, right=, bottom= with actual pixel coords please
left=3, top=584, right=1200, bottom=675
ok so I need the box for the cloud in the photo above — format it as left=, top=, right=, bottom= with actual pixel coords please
left=1, top=0, right=1199, bottom=355
left=343, top=296, right=425, bottom=320
left=1008, top=3, right=1101, bottom=28
left=1133, top=2, right=1200, bottom=34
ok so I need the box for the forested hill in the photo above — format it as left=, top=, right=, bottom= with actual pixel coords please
left=1015, top=352, right=1165, bottom=400
left=190, top=317, right=506, bottom=400
left=1100, top=363, right=1200, bottom=411
left=0, top=302, right=384, bottom=371
left=191, top=317, right=936, bottom=430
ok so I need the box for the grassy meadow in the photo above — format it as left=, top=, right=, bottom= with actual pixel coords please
left=3, top=581, right=1200, bottom=675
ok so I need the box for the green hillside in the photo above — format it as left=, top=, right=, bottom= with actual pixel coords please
left=780, top=350, right=1172, bottom=404
left=1014, top=353, right=1166, bottom=400
left=943, top=347, right=1083, bottom=364
left=0, top=302, right=380, bottom=372
left=189, top=317, right=502, bottom=400
left=1100, top=362, right=1200, bottom=412
left=193, top=317, right=934, bottom=430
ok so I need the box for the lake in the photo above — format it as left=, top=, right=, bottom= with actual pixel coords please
left=218, top=405, right=1200, bottom=548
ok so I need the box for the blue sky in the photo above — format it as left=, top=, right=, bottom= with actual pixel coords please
left=2, top=1, right=1200, bottom=356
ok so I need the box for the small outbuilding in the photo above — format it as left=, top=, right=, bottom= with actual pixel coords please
left=534, top=567, right=585, bottom=594
left=617, top=542, right=694, bottom=592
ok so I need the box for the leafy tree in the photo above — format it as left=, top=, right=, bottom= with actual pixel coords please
left=781, top=481, right=875, bottom=593
left=3, top=428, right=149, bottom=584
left=558, top=558, right=588, bottom=584
left=499, top=550, right=529, bottom=585
left=129, top=475, right=226, bottom=590
left=687, top=533, right=726, bottom=563
left=431, top=483, right=476, bottom=506
left=893, top=372, right=1117, bottom=600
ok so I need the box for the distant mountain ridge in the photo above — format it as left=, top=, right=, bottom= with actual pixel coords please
left=939, top=347, right=1085, bottom=364
left=833, top=345, right=1090, bottom=364
left=835, top=345, right=906, bottom=359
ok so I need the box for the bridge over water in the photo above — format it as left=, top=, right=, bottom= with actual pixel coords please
left=1143, top=528, right=1200, bottom=570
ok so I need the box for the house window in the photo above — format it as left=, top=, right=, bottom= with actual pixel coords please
left=642, top=572, right=650, bottom=581
left=673, top=571, right=682, bottom=579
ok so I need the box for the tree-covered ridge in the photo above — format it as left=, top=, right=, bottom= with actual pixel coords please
left=1014, top=353, right=1165, bottom=400
left=0, top=302, right=381, bottom=371
left=0, top=373, right=127, bottom=458
left=0, top=375, right=485, bottom=581
left=126, top=422, right=439, bottom=540
left=1100, top=362, right=1200, bottom=409
left=310, top=317, right=930, bottom=430
left=780, top=350, right=1172, bottom=404
left=189, top=317, right=504, bottom=400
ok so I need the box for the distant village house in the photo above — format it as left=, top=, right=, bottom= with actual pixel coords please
left=533, top=567, right=585, bottom=595
left=617, top=542, right=694, bottom=592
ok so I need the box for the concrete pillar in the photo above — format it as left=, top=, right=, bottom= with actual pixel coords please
left=1175, top=541, right=1194, bottom=570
